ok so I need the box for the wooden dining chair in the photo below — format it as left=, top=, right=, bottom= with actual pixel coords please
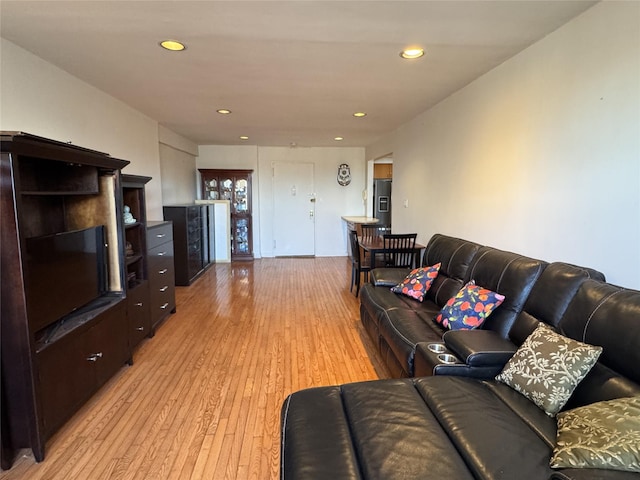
left=349, top=229, right=372, bottom=296
left=360, top=224, right=389, bottom=265
left=382, top=233, right=418, bottom=268
left=360, top=224, right=385, bottom=240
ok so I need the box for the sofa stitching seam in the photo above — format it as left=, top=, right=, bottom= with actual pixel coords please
left=280, top=394, right=292, bottom=478
left=468, top=249, right=490, bottom=281
left=495, top=256, right=518, bottom=291
left=582, top=289, right=624, bottom=342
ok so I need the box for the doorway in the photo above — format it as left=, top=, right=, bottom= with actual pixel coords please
left=367, top=155, right=393, bottom=226
left=273, top=162, right=316, bottom=256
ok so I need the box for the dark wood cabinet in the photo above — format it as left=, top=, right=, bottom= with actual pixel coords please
left=122, top=174, right=152, bottom=350
left=198, top=169, right=253, bottom=260
left=37, top=300, right=127, bottom=438
left=163, top=205, right=210, bottom=285
left=0, top=132, right=130, bottom=467
left=147, top=221, right=176, bottom=329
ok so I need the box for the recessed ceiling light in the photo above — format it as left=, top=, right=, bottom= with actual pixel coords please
left=353, top=112, right=367, bottom=118
left=239, top=136, right=249, bottom=140
left=400, top=48, right=424, bottom=59
left=159, top=40, right=186, bottom=51
left=334, top=136, right=344, bottom=141
left=216, top=109, right=232, bottom=115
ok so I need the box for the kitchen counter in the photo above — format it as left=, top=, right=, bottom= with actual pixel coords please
left=341, top=216, right=380, bottom=229
left=341, top=217, right=380, bottom=255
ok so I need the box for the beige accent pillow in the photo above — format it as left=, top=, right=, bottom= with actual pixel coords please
left=551, top=396, right=640, bottom=472
left=496, top=324, right=602, bottom=416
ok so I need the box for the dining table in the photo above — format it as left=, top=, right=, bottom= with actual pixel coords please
left=358, top=236, right=425, bottom=269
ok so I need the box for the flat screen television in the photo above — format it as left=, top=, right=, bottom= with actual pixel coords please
left=24, top=225, right=107, bottom=332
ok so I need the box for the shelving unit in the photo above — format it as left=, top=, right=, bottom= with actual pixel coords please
left=198, top=169, right=253, bottom=260
left=121, top=174, right=152, bottom=351
left=0, top=132, right=130, bottom=467
left=163, top=204, right=211, bottom=285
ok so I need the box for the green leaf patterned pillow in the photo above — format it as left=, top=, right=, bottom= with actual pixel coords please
left=551, top=395, right=640, bottom=473
left=495, top=324, right=602, bottom=416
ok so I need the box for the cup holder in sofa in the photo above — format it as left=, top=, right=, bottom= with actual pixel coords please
left=437, top=353, right=459, bottom=364
left=427, top=343, right=447, bottom=354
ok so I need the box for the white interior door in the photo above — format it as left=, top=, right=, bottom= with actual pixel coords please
left=273, top=162, right=315, bottom=256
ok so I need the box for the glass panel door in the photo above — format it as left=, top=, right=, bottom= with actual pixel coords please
left=220, top=178, right=233, bottom=201
left=234, top=178, right=248, bottom=213
left=204, top=178, right=219, bottom=200
left=235, top=217, right=249, bottom=254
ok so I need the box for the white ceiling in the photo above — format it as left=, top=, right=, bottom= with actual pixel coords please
left=0, top=0, right=597, bottom=147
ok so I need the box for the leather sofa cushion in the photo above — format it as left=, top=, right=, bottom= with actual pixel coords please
left=282, top=379, right=476, bottom=479
left=378, top=307, right=443, bottom=375
left=509, top=262, right=605, bottom=345
left=281, top=386, right=362, bottom=479
left=560, top=280, right=640, bottom=389
left=370, top=267, right=410, bottom=287
left=465, top=246, right=547, bottom=337
left=359, top=283, right=419, bottom=321
left=423, top=234, right=481, bottom=306
left=415, top=376, right=557, bottom=479
left=340, top=379, right=475, bottom=479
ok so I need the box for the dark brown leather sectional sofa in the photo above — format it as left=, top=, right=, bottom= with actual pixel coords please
left=280, top=234, right=640, bottom=479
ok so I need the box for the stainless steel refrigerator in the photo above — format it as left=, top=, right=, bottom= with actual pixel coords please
left=373, top=179, right=392, bottom=228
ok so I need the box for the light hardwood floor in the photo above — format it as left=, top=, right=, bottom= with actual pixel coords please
left=3, top=257, right=388, bottom=479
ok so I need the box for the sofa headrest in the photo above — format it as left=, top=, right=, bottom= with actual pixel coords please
left=422, top=234, right=481, bottom=307
left=509, top=262, right=604, bottom=345
left=465, top=246, right=546, bottom=338
left=559, top=279, right=640, bottom=389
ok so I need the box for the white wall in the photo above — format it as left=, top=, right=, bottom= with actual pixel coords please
left=0, top=38, right=164, bottom=218
left=158, top=125, right=199, bottom=208
left=197, top=145, right=365, bottom=257
left=366, top=1, right=640, bottom=288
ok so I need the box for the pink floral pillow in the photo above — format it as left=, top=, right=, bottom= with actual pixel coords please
left=391, top=263, right=441, bottom=302
left=434, top=280, right=505, bottom=330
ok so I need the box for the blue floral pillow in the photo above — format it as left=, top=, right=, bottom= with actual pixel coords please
left=434, top=280, right=505, bottom=330
left=391, top=263, right=441, bottom=302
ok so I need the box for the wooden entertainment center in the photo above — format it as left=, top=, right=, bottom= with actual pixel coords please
left=0, top=132, right=174, bottom=469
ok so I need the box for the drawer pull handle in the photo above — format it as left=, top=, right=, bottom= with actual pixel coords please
left=86, top=352, right=103, bottom=362
left=160, top=302, right=169, bottom=310
left=159, top=268, right=168, bottom=274
left=156, top=233, right=166, bottom=238
left=160, top=286, right=169, bottom=292
left=135, top=302, right=143, bottom=307
left=157, top=251, right=166, bottom=256
left=136, top=327, right=144, bottom=331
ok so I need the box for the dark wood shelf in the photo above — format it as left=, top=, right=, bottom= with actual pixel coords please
left=125, top=254, right=143, bottom=266
left=21, top=190, right=99, bottom=196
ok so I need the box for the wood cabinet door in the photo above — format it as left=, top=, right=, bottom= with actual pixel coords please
left=37, top=330, right=95, bottom=438
left=90, top=301, right=128, bottom=388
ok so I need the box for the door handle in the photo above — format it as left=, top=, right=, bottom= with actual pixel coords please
left=86, top=352, right=103, bottom=362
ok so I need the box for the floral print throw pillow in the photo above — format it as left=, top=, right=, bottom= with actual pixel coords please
left=551, top=395, right=640, bottom=472
left=391, top=263, right=441, bottom=302
left=434, top=280, right=505, bottom=330
left=496, top=324, right=602, bottom=416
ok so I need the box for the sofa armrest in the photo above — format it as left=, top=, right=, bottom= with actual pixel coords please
left=370, top=267, right=410, bottom=287
left=549, top=469, right=640, bottom=480
left=443, top=330, right=517, bottom=367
